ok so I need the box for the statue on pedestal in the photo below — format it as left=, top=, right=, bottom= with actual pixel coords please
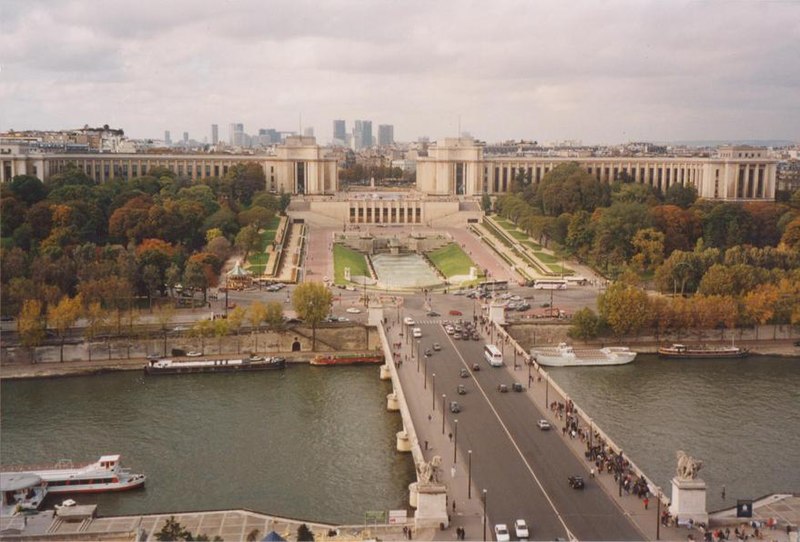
left=419, top=455, right=442, bottom=484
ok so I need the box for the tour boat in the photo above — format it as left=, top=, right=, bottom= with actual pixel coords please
left=145, top=356, right=286, bottom=375
left=1, top=473, right=48, bottom=516
left=531, top=343, right=637, bottom=367
left=2, top=455, right=145, bottom=494
left=310, top=353, right=385, bottom=366
left=658, top=343, right=749, bottom=359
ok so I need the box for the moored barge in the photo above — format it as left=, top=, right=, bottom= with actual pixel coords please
left=658, top=344, right=749, bottom=359
left=310, top=353, right=385, bottom=366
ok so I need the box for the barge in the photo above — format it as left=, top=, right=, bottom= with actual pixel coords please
left=310, top=353, right=385, bottom=366
left=658, top=344, right=749, bottom=359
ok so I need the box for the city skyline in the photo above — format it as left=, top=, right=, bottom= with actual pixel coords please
left=1, top=0, right=799, bottom=145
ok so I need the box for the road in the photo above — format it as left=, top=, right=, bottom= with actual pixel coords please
left=393, top=303, right=642, bottom=541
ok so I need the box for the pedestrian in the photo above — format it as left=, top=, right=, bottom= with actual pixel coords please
left=644, top=497, right=650, bottom=510
left=449, top=432, right=453, bottom=441
left=453, top=500, right=456, bottom=512
left=590, top=467, right=595, bottom=478
left=722, top=485, right=726, bottom=500
left=425, top=440, right=428, bottom=450
left=428, top=414, right=432, bottom=422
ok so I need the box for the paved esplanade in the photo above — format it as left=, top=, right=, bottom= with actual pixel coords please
left=388, top=311, right=643, bottom=541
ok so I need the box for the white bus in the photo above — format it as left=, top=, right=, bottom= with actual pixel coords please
left=484, top=344, right=504, bottom=367
left=533, top=279, right=567, bottom=290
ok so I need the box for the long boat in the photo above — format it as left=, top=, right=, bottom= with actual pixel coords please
left=1, top=455, right=145, bottom=495
left=531, top=343, right=637, bottom=367
left=310, top=353, right=385, bottom=366
left=144, top=356, right=286, bottom=375
left=658, top=344, right=749, bottom=359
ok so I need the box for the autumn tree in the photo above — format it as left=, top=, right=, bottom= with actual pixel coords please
left=292, top=281, right=333, bottom=350
left=48, top=294, right=83, bottom=362
left=227, top=306, right=246, bottom=353
left=84, top=301, right=108, bottom=362
left=247, top=301, right=267, bottom=352
left=18, top=299, right=45, bottom=363
left=598, top=282, right=651, bottom=339
left=265, top=301, right=284, bottom=333
left=567, top=308, right=600, bottom=341
left=744, top=284, right=779, bottom=339
left=631, top=228, right=665, bottom=274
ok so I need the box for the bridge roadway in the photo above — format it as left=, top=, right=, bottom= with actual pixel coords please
left=392, top=317, right=643, bottom=541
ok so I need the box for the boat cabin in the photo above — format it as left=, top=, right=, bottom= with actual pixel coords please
left=1, top=473, right=46, bottom=516
left=98, top=456, right=120, bottom=470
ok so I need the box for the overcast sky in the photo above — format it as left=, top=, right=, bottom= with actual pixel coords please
left=1, top=0, right=798, bottom=145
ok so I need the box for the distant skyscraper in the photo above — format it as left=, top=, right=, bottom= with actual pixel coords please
left=211, top=124, right=219, bottom=145
left=362, top=120, right=373, bottom=148
left=378, top=124, right=394, bottom=146
left=333, top=120, right=346, bottom=145
left=183, top=132, right=189, bottom=143
left=303, top=127, right=314, bottom=137
left=164, top=130, right=171, bottom=145
left=229, top=123, right=244, bottom=146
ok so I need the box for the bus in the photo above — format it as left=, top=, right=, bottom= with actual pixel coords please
left=533, top=279, right=567, bottom=290
left=484, top=344, right=504, bottom=367
left=479, top=280, right=509, bottom=292
left=564, top=276, right=588, bottom=286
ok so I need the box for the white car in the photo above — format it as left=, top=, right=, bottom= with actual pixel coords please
left=346, top=307, right=361, bottom=314
left=404, top=316, right=415, bottom=326
left=536, top=419, right=552, bottom=430
left=412, top=327, right=422, bottom=338
left=514, top=519, right=529, bottom=540
left=186, top=351, right=202, bottom=357
left=494, top=524, right=510, bottom=542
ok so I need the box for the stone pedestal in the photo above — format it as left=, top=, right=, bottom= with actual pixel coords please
left=670, top=477, right=708, bottom=525
left=489, top=302, right=506, bottom=325
left=409, top=482, right=449, bottom=529
left=368, top=302, right=384, bottom=326
left=387, top=392, right=400, bottom=411
left=380, top=364, right=392, bottom=380
left=396, top=430, right=411, bottom=452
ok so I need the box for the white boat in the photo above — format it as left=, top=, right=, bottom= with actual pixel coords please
left=2, top=455, right=145, bottom=494
left=531, top=343, right=637, bottom=367
left=1, top=473, right=47, bottom=516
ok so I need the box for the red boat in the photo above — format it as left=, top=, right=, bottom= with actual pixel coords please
left=311, top=353, right=385, bottom=366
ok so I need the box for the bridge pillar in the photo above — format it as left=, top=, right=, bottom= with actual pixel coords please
left=380, top=364, right=392, bottom=380
left=387, top=392, right=400, bottom=412
left=410, top=482, right=449, bottom=529
left=396, top=430, right=411, bottom=452
left=489, top=301, right=506, bottom=325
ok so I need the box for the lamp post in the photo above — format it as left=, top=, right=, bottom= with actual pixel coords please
left=432, top=373, right=436, bottom=411
left=416, top=340, right=421, bottom=372
left=527, top=360, right=532, bottom=389
left=468, top=450, right=473, bottom=499
left=453, top=419, right=459, bottom=464
left=424, top=355, right=428, bottom=389
left=656, top=488, right=661, bottom=540
left=482, top=489, right=488, bottom=541
left=441, top=394, right=446, bottom=434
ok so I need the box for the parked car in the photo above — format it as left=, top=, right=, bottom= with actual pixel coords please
left=498, top=384, right=509, bottom=393
left=460, top=368, right=470, bottom=378
left=568, top=475, right=585, bottom=489
left=346, top=307, right=361, bottom=314
left=457, top=384, right=466, bottom=395
left=432, top=343, right=441, bottom=351
left=472, top=363, right=481, bottom=371
left=494, top=524, right=511, bottom=542
left=427, top=311, right=441, bottom=317
left=514, top=519, right=530, bottom=540
left=404, top=317, right=415, bottom=326
left=449, top=401, right=461, bottom=413
left=537, top=419, right=552, bottom=430
left=186, top=351, right=202, bottom=357
left=512, top=382, right=524, bottom=392
left=449, top=309, right=462, bottom=316
left=412, top=327, right=422, bottom=338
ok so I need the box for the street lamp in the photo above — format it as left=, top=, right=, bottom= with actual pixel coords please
left=424, top=356, right=428, bottom=389
left=453, top=419, right=459, bottom=464
left=441, top=394, right=446, bottom=434
left=482, top=489, right=488, bottom=541
left=432, top=373, right=436, bottom=411
left=656, top=487, right=661, bottom=540
left=468, top=450, right=473, bottom=499
left=416, top=340, right=421, bottom=372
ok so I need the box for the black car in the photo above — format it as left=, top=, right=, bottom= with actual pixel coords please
left=427, top=311, right=441, bottom=317
left=568, top=476, right=585, bottom=489
left=512, top=383, right=524, bottom=392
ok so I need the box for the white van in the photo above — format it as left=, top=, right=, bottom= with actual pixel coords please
left=484, top=344, right=503, bottom=367
left=412, top=327, right=422, bottom=338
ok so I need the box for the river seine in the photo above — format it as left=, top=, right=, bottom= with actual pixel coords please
left=0, top=366, right=416, bottom=524
left=547, top=354, right=800, bottom=511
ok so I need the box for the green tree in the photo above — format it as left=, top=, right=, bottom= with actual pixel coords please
left=567, top=308, right=600, bottom=341
left=292, top=282, right=333, bottom=351
left=154, top=303, right=176, bottom=356
left=48, top=294, right=83, bottom=362
left=591, top=202, right=652, bottom=274
left=664, top=183, right=698, bottom=208
left=631, top=228, right=665, bottom=274
left=481, top=193, right=492, bottom=213
left=155, top=516, right=191, bottom=541
left=279, top=191, right=291, bottom=214
left=9, top=174, right=48, bottom=205
left=235, top=224, right=261, bottom=262
left=297, top=523, right=315, bottom=541
left=535, top=162, right=609, bottom=216
left=238, top=205, right=274, bottom=229
left=18, top=299, right=45, bottom=363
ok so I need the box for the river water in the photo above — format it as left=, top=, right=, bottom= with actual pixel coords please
left=547, top=354, right=800, bottom=511
left=0, top=366, right=416, bottom=524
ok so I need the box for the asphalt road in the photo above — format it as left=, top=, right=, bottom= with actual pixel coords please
left=399, top=309, right=642, bottom=541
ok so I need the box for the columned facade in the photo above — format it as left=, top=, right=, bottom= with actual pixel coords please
left=0, top=137, right=338, bottom=195
left=417, top=141, right=777, bottom=201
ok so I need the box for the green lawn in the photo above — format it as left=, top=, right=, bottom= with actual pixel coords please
left=427, top=243, right=478, bottom=278
left=247, top=216, right=284, bottom=267
left=507, top=229, right=529, bottom=241
left=494, top=217, right=517, bottom=231
left=248, top=264, right=266, bottom=275
left=523, top=240, right=541, bottom=250
left=333, top=244, right=369, bottom=284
